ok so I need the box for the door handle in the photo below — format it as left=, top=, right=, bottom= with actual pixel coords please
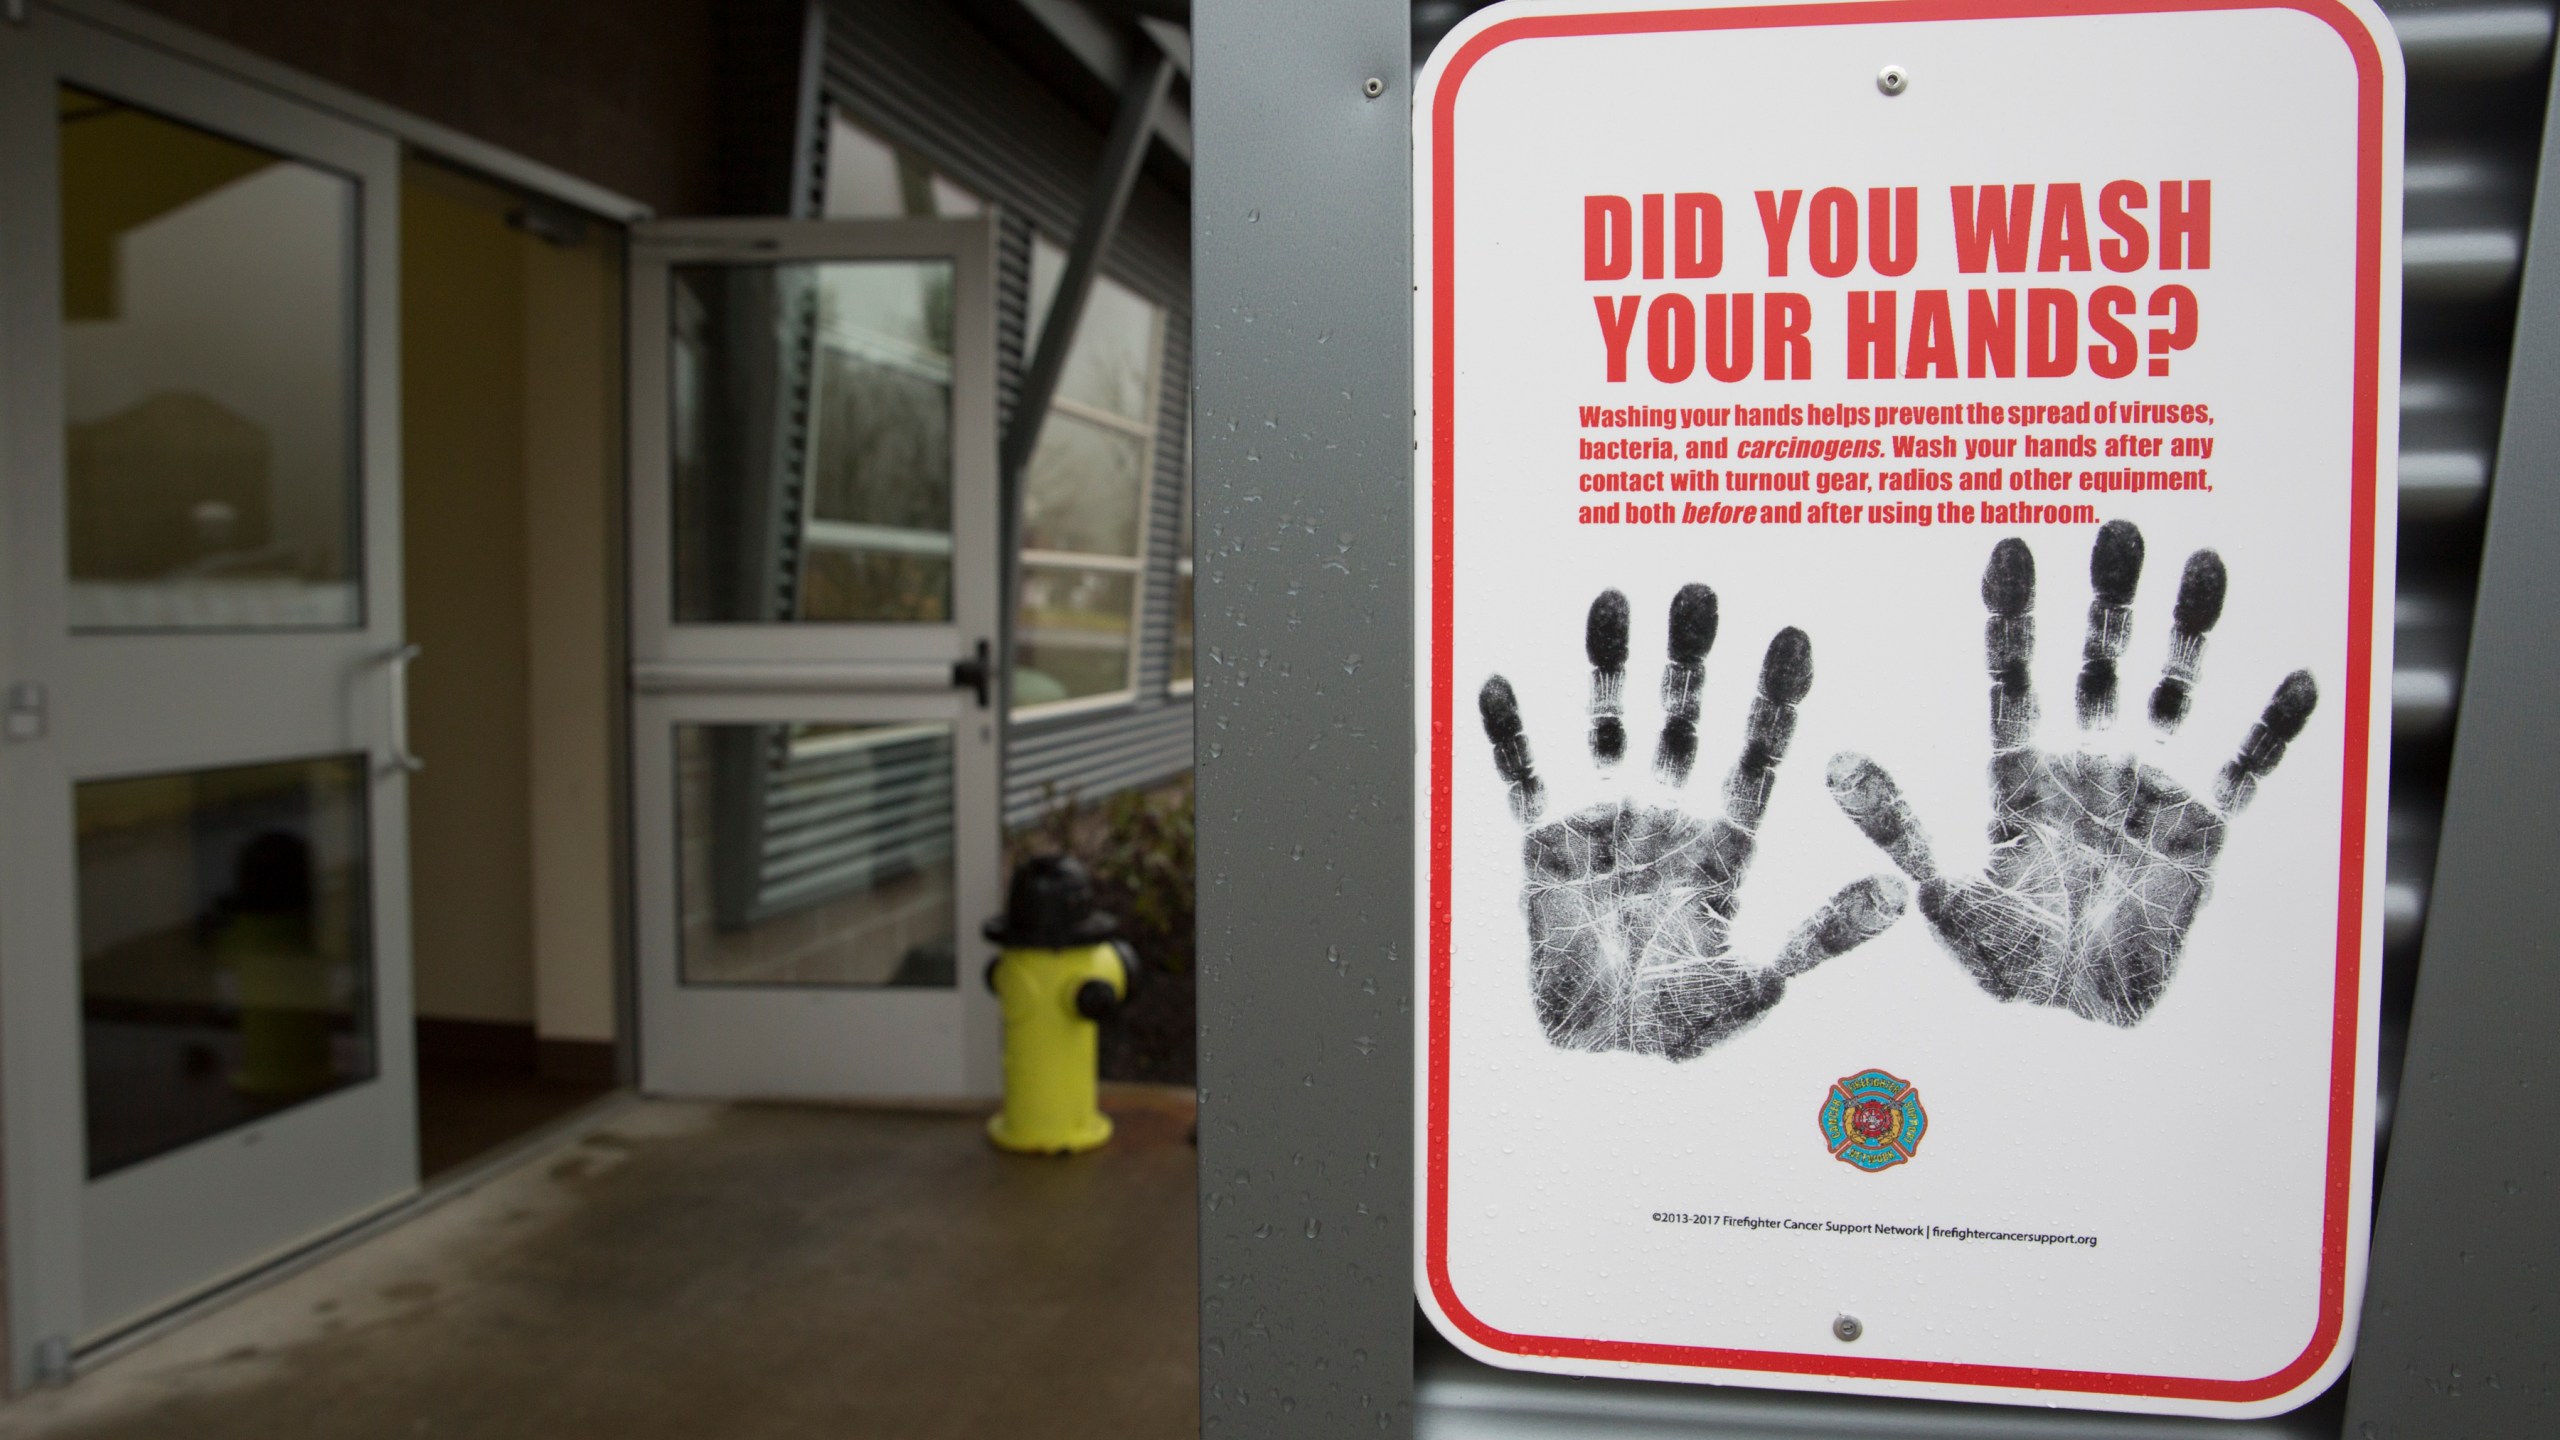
left=952, top=639, right=992, bottom=708
left=380, top=643, right=425, bottom=774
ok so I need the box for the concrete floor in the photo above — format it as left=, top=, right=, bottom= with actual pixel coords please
left=0, top=1089, right=1200, bottom=1439
left=416, top=1069, right=616, bottom=1180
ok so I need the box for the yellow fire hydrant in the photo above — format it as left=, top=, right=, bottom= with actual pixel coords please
left=219, top=832, right=339, bottom=1098
left=982, top=855, right=1135, bottom=1155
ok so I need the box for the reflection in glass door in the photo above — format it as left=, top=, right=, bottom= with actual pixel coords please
left=678, top=722, right=959, bottom=988
left=57, top=85, right=363, bottom=632
left=671, top=260, right=960, bottom=625
left=630, top=219, right=1002, bottom=1100
left=0, top=13, right=414, bottom=1382
left=79, top=757, right=377, bottom=1177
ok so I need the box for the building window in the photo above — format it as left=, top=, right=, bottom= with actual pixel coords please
left=821, top=113, right=1176, bottom=716
left=1013, top=238, right=1164, bottom=714
left=1170, top=440, right=1193, bottom=692
left=822, top=113, right=981, bottom=219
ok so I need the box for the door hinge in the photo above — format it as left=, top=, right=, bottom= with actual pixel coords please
left=952, top=639, right=992, bottom=708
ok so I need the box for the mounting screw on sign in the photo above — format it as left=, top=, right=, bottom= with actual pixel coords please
left=1834, top=1314, right=1865, bottom=1343
left=1364, top=75, right=1386, bottom=98
left=1876, top=64, right=1909, bottom=95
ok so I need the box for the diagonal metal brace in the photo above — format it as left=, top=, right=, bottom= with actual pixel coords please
left=1002, top=41, right=1175, bottom=480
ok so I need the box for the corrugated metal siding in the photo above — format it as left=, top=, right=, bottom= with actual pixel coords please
left=1005, top=703, right=1197, bottom=827
left=2377, top=0, right=2552, bottom=1146
left=816, top=0, right=1195, bottom=827
left=747, top=727, right=956, bottom=919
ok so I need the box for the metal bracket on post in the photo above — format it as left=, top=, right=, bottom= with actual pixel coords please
left=995, top=31, right=1174, bottom=720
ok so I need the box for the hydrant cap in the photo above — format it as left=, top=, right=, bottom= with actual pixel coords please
left=983, top=854, right=1118, bottom=947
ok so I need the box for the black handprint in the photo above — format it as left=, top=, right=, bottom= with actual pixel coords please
left=1826, top=521, right=2319, bottom=1027
left=1479, top=586, right=1908, bottom=1060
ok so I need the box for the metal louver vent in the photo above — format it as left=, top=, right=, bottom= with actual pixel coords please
left=2376, top=0, right=2550, bottom=1146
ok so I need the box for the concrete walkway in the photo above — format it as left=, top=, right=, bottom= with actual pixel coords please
left=0, top=1089, right=1200, bottom=1439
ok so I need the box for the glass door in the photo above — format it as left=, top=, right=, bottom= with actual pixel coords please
left=0, top=13, right=414, bottom=1380
left=629, top=219, right=1003, bottom=1098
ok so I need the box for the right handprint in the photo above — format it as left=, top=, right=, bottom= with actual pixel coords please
left=1824, top=520, right=2319, bottom=1027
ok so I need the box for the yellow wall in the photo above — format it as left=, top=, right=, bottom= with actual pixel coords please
left=523, top=215, right=623, bottom=1046
left=400, top=159, right=619, bottom=1040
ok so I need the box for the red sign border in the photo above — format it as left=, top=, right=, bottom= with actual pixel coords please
left=1422, top=0, right=2386, bottom=1404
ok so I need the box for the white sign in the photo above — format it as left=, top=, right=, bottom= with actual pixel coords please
left=1414, top=0, right=2399, bottom=1417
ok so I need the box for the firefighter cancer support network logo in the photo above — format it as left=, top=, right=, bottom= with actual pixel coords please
left=1821, top=1069, right=1928, bottom=1171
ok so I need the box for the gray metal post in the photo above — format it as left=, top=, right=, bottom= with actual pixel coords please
left=2341, top=40, right=2560, bottom=1440
left=1192, top=1, right=1417, bottom=1434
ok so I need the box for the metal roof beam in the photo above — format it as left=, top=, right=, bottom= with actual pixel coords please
left=1013, top=0, right=1192, bottom=163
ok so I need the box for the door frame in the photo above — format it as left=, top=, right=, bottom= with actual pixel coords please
left=0, top=6, right=416, bottom=1380
left=626, top=216, right=1006, bottom=1101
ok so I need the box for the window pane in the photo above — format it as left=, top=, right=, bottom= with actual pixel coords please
left=80, top=755, right=375, bottom=1178
left=1021, top=412, right=1145, bottom=558
left=811, top=348, right=952, bottom=525
left=821, top=260, right=954, bottom=362
left=1027, top=239, right=1163, bottom=423
left=1171, top=572, right=1194, bottom=686
left=799, top=545, right=951, bottom=625
left=803, top=336, right=954, bottom=622
left=821, top=115, right=980, bottom=219
left=59, top=87, right=362, bottom=631
left=676, top=723, right=957, bottom=987
left=671, top=261, right=955, bottom=623
left=1016, top=564, right=1136, bottom=705
left=1172, top=461, right=1194, bottom=686
left=929, top=176, right=982, bottom=218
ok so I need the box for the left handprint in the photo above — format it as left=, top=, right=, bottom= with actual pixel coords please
left=1478, top=586, right=1907, bottom=1060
